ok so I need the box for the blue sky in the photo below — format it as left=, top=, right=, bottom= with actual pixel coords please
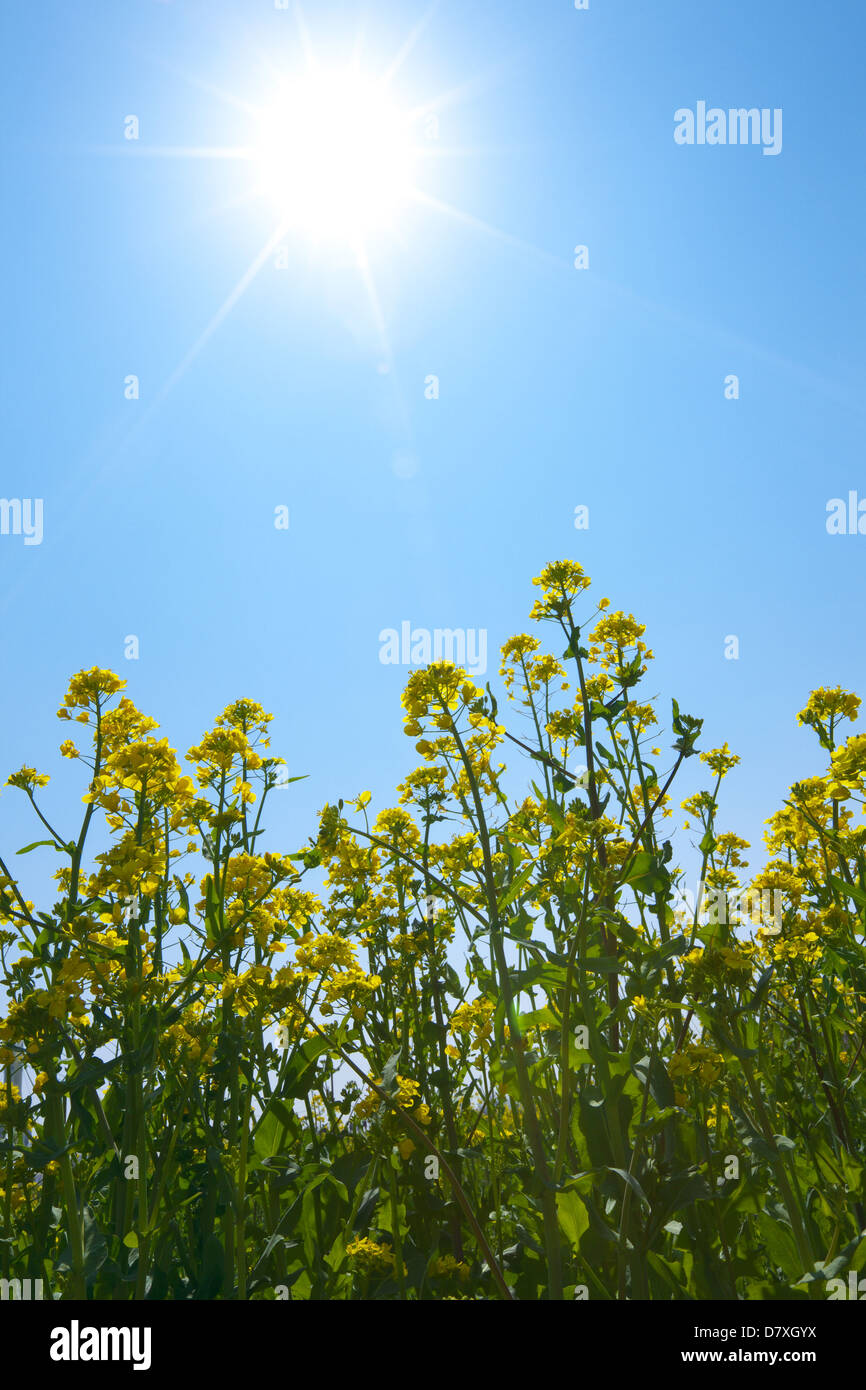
left=1, top=0, right=864, bottom=905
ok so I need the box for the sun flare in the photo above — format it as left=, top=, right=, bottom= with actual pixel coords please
left=104, top=11, right=512, bottom=395
left=253, top=71, right=415, bottom=242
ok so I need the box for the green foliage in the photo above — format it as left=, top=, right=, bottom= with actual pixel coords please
left=1, top=566, right=865, bottom=1300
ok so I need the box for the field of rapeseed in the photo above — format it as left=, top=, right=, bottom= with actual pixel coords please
left=2, top=560, right=865, bottom=1301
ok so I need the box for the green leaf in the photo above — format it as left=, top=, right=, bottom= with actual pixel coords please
left=698, top=828, right=716, bottom=854
left=556, top=1189, right=590, bottom=1249
left=646, top=1251, right=689, bottom=1298
left=280, top=1035, right=333, bottom=1099
left=623, top=851, right=654, bottom=883
left=632, top=1053, right=677, bottom=1110
left=583, top=955, right=620, bottom=974
left=509, top=961, right=568, bottom=994
left=544, top=799, right=566, bottom=833
left=607, top=1167, right=651, bottom=1210
left=636, top=1107, right=679, bottom=1137
left=380, top=1052, right=401, bottom=1097
left=740, top=965, right=774, bottom=1015
left=797, top=1233, right=866, bottom=1284
left=713, top=1027, right=759, bottom=1060
left=196, top=1234, right=224, bottom=1300
left=254, top=1107, right=292, bottom=1161
left=175, top=878, right=191, bottom=925
left=829, top=874, right=866, bottom=912
left=82, top=1207, right=108, bottom=1281
left=756, top=1212, right=802, bottom=1281
left=441, top=963, right=463, bottom=998
left=671, top=698, right=703, bottom=756
left=496, top=861, right=535, bottom=914
left=622, top=851, right=671, bottom=897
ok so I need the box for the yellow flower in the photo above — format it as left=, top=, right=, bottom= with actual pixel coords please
left=500, top=635, right=541, bottom=689
left=450, top=997, right=494, bottom=1049
left=5, top=766, right=50, bottom=792
left=345, top=1236, right=396, bottom=1275
left=530, top=560, right=592, bottom=621
left=587, top=611, right=651, bottom=673
left=669, top=1043, right=725, bottom=1087
left=717, top=945, right=753, bottom=975
left=797, top=687, right=860, bottom=730
left=699, top=744, right=740, bottom=778
left=61, top=668, right=126, bottom=711
left=829, top=734, right=866, bottom=793
left=433, top=1254, right=470, bottom=1281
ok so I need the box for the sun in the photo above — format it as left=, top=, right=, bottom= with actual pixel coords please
left=252, top=70, right=416, bottom=243
left=103, top=13, right=525, bottom=402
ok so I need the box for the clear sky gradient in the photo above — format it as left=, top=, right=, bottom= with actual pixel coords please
left=1, top=0, right=864, bottom=903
